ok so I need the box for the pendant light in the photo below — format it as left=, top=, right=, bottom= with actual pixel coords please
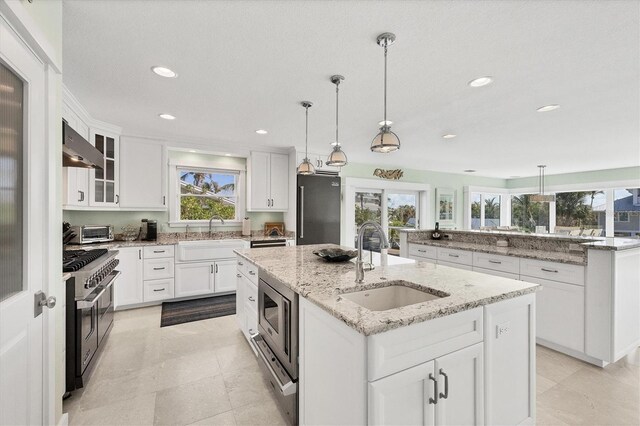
left=297, top=101, right=316, bottom=175
left=326, top=75, right=348, bottom=167
left=530, top=165, right=556, bottom=202
left=371, top=32, right=400, bottom=153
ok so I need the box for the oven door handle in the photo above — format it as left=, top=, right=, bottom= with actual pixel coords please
left=76, top=271, right=120, bottom=309
left=250, top=333, right=297, bottom=397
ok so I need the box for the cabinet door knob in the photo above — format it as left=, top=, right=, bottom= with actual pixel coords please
left=237, top=274, right=242, bottom=278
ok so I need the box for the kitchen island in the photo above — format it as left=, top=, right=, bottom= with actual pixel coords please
left=235, top=244, right=539, bottom=425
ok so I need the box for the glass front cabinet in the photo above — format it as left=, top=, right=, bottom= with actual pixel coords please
left=89, top=128, right=120, bottom=207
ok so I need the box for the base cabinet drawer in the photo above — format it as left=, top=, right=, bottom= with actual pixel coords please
left=143, top=258, right=174, bottom=280
left=244, top=303, right=258, bottom=337
left=473, top=266, right=519, bottom=280
left=437, top=248, right=473, bottom=266
left=245, top=281, right=258, bottom=312
left=143, top=245, right=175, bottom=259
left=473, top=252, right=519, bottom=275
left=519, top=258, right=584, bottom=286
left=144, top=278, right=174, bottom=302
left=408, top=244, right=437, bottom=260
left=437, top=260, right=473, bottom=271
left=528, top=276, right=585, bottom=352
left=409, top=255, right=437, bottom=264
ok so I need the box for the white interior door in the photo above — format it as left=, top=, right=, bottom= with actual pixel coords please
left=0, top=16, right=49, bottom=426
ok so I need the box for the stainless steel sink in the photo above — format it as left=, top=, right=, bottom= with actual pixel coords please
left=341, top=281, right=448, bottom=311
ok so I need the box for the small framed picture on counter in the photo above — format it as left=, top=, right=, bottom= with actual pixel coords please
left=264, top=222, right=285, bottom=237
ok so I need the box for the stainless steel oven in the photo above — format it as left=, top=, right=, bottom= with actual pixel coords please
left=253, top=273, right=298, bottom=425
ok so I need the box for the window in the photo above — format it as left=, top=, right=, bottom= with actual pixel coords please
left=388, top=192, right=419, bottom=249
left=469, top=192, right=502, bottom=229
left=613, top=188, right=639, bottom=237
left=510, top=194, right=549, bottom=233
left=178, top=168, right=239, bottom=222
left=355, top=191, right=382, bottom=251
left=555, top=191, right=605, bottom=236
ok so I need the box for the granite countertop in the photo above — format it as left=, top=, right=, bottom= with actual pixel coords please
left=410, top=240, right=587, bottom=265
left=234, top=244, right=539, bottom=336
left=66, top=231, right=293, bottom=250
left=579, top=237, right=640, bottom=251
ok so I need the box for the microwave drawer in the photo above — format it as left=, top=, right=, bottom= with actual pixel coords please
left=143, top=245, right=175, bottom=259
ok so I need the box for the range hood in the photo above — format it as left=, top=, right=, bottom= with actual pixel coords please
left=62, top=121, right=103, bottom=169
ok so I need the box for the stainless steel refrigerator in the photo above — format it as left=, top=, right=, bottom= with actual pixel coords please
left=297, top=174, right=341, bottom=245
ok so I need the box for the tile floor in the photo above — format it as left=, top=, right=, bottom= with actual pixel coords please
left=64, top=306, right=640, bottom=425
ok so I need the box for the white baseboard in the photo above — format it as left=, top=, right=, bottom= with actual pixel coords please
left=536, top=338, right=608, bottom=367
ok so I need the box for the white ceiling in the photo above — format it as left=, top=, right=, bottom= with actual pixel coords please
left=62, top=0, right=640, bottom=179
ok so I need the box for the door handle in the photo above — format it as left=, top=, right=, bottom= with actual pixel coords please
left=439, top=369, right=449, bottom=399
left=34, top=291, right=56, bottom=317
left=215, top=264, right=218, bottom=273
left=428, top=373, right=438, bottom=404
left=299, top=186, right=304, bottom=238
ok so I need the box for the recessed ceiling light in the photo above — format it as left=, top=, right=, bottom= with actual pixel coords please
left=189, top=150, right=196, bottom=153
left=464, top=169, right=476, bottom=173
left=378, top=120, right=393, bottom=126
left=151, top=66, right=177, bottom=78
left=536, top=104, right=560, bottom=112
left=225, top=154, right=231, bottom=157
left=468, top=76, right=493, bottom=87
left=255, top=129, right=268, bottom=135
left=442, top=134, right=457, bottom=139
left=159, top=113, right=176, bottom=120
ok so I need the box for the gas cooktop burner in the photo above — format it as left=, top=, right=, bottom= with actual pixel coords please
left=63, top=249, right=108, bottom=272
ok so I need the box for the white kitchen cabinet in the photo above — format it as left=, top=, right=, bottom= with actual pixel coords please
left=119, top=137, right=167, bottom=210
left=143, top=278, right=174, bottom=302
left=89, top=128, right=120, bottom=208
left=434, top=343, right=484, bottom=426
left=235, top=271, right=246, bottom=328
left=174, top=262, right=214, bottom=298
left=296, top=151, right=340, bottom=173
left=472, top=266, right=519, bottom=280
left=437, top=247, right=473, bottom=266
left=114, top=247, right=144, bottom=308
left=437, top=260, right=473, bottom=271
left=369, top=360, right=436, bottom=425
left=248, top=151, right=289, bottom=211
left=369, top=343, right=484, bottom=426
left=527, top=275, right=585, bottom=352
left=214, top=260, right=236, bottom=293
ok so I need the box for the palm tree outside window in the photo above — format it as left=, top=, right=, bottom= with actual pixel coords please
left=178, top=168, right=238, bottom=221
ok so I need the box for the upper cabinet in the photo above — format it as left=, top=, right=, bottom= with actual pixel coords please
left=119, top=137, right=167, bottom=210
left=89, top=128, right=120, bottom=208
left=248, top=151, right=289, bottom=211
left=296, top=151, right=341, bottom=173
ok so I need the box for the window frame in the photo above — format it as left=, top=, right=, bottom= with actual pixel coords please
left=168, top=160, right=246, bottom=227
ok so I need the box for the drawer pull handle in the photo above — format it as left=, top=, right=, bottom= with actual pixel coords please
left=248, top=296, right=255, bottom=302
left=153, top=250, right=165, bottom=253
left=153, top=267, right=165, bottom=270
left=153, top=288, right=165, bottom=292
left=237, top=274, right=242, bottom=278
left=428, top=373, right=438, bottom=404
left=541, top=268, right=558, bottom=273
left=488, top=260, right=502, bottom=264
left=249, top=271, right=256, bottom=275
left=248, top=328, right=255, bottom=334
left=238, top=261, right=244, bottom=266
left=448, top=254, right=459, bottom=258
left=418, top=249, right=426, bottom=253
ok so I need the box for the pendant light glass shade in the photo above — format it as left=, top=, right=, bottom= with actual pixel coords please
left=297, top=158, right=316, bottom=175
left=371, top=33, right=400, bottom=153
left=326, top=145, right=348, bottom=166
left=371, top=125, right=401, bottom=153
left=297, top=101, right=316, bottom=175
left=326, top=74, right=348, bottom=167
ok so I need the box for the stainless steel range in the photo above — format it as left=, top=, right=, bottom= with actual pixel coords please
left=64, top=248, right=120, bottom=393
left=251, top=272, right=299, bottom=425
